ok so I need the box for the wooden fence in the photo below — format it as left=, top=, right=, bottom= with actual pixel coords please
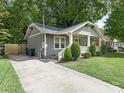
left=4, top=44, right=26, bottom=55
left=0, top=43, right=4, bottom=56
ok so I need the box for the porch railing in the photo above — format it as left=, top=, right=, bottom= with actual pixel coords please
left=80, top=46, right=89, bottom=53
left=96, top=46, right=100, bottom=51
left=58, top=46, right=88, bottom=61
left=57, top=46, right=69, bottom=62
left=58, top=49, right=65, bottom=62
left=58, top=46, right=100, bottom=62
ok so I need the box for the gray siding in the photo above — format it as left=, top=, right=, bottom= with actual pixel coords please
left=27, top=34, right=43, bottom=56
left=46, top=34, right=69, bottom=57
left=30, top=27, right=40, bottom=35
left=27, top=32, right=69, bottom=57
left=75, top=26, right=99, bottom=37
left=66, top=36, right=69, bottom=46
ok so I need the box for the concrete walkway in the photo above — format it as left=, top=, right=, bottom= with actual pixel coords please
left=9, top=55, right=124, bottom=93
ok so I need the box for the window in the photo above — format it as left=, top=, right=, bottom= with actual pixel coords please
left=55, top=37, right=59, bottom=48
left=82, top=39, right=87, bottom=46
left=54, top=36, right=66, bottom=49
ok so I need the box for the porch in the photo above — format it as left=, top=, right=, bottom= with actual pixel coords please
left=72, top=34, right=101, bottom=53
left=58, top=32, right=102, bottom=61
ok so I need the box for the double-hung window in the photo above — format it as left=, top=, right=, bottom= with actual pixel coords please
left=54, top=36, right=66, bottom=49
left=55, top=37, right=60, bottom=48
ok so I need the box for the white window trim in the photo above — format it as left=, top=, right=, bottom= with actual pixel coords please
left=54, top=36, right=66, bottom=49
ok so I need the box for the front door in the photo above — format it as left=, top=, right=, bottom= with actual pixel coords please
left=74, top=38, right=80, bottom=44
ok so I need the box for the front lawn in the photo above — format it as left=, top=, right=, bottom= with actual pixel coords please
left=60, top=53, right=124, bottom=88
left=0, top=59, right=25, bottom=93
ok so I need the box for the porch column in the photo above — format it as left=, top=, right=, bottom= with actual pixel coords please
left=69, top=32, right=73, bottom=46
left=44, top=33, right=47, bottom=56
left=87, top=35, right=90, bottom=47
left=99, top=38, right=102, bottom=47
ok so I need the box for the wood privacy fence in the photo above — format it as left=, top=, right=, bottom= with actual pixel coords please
left=5, top=44, right=26, bottom=55
left=0, top=43, right=4, bottom=56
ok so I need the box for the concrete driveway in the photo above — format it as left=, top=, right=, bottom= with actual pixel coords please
left=9, top=55, right=123, bottom=93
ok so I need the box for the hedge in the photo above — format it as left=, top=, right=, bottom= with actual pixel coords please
left=64, top=48, right=72, bottom=61
left=71, top=43, right=80, bottom=60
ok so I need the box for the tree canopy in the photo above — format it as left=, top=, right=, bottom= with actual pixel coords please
left=105, top=0, right=124, bottom=41
left=0, top=0, right=11, bottom=43
left=46, top=0, right=109, bottom=27
left=1, top=0, right=109, bottom=43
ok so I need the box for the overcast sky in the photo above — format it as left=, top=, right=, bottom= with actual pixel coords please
left=96, top=14, right=109, bottom=28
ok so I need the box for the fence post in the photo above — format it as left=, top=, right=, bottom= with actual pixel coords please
left=0, top=43, right=4, bottom=56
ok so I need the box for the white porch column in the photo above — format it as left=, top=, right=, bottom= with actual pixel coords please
left=44, top=33, right=47, bottom=56
left=99, top=38, right=102, bottom=47
left=87, top=35, right=90, bottom=47
left=69, top=32, right=73, bottom=46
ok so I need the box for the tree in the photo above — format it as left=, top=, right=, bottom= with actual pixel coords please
left=105, top=0, right=124, bottom=41
left=46, top=0, right=109, bottom=27
left=3, top=0, right=40, bottom=43
left=2, top=0, right=109, bottom=43
left=0, top=0, right=11, bottom=43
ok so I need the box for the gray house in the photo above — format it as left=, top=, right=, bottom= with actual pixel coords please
left=24, top=21, right=104, bottom=61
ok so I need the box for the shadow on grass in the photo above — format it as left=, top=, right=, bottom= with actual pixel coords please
left=59, top=58, right=85, bottom=64
left=59, top=53, right=124, bottom=64
left=101, top=53, right=124, bottom=58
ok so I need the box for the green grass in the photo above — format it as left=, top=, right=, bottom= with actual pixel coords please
left=60, top=53, right=124, bottom=88
left=0, top=59, right=25, bottom=93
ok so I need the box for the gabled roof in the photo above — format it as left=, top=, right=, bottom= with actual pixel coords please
left=61, top=22, right=88, bottom=33
left=24, top=21, right=103, bottom=39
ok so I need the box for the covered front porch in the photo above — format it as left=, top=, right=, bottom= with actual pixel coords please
left=58, top=32, right=102, bottom=61
left=68, top=32, right=102, bottom=53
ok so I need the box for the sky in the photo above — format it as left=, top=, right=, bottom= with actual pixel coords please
left=96, top=14, right=109, bottom=28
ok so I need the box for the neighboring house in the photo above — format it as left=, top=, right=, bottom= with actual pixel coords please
left=24, top=21, right=104, bottom=61
left=102, top=37, right=124, bottom=50
left=111, top=39, right=124, bottom=50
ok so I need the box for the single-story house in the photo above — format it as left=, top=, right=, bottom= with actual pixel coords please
left=24, top=21, right=104, bottom=61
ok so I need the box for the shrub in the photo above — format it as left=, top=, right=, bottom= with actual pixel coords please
left=118, top=47, right=124, bottom=52
left=113, top=49, right=118, bottom=53
left=100, top=44, right=108, bottom=55
left=84, top=52, right=91, bottom=58
left=96, top=51, right=101, bottom=56
left=89, top=45, right=96, bottom=56
left=108, top=47, right=113, bottom=53
left=64, top=48, right=72, bottom=61
left=71, top=43, right=80, bottom=60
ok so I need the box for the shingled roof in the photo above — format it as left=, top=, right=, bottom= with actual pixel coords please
left=25, top=21, right=104, bottom=39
